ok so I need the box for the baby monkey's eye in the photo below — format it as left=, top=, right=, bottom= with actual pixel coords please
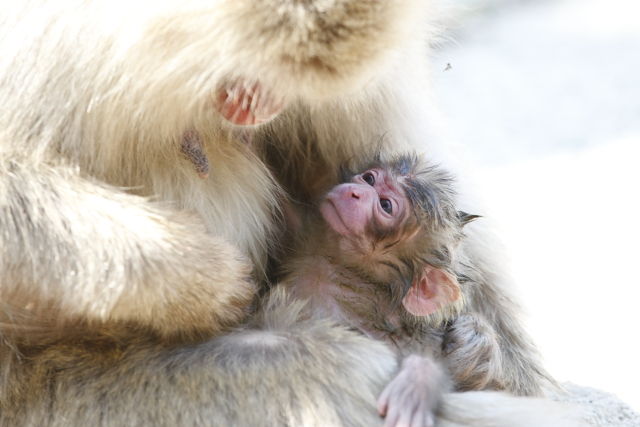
left=380, top=198, right=392, bottom=214
left=362, top=172, right=375, bottom=186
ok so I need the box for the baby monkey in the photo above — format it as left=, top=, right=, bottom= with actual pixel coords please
left=272, top=154, right=496, bottom=427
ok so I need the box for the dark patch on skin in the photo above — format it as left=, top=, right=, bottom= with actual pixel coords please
left=180, top=130, right=210, bottom=179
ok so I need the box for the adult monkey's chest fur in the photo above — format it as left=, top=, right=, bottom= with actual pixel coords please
left=75, top=127, right=282, bottom=276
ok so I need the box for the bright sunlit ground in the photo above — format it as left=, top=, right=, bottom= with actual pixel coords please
left=433, top=0, right=640, bottom=410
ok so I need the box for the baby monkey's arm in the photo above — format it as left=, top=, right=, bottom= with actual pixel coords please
left=442, top=313, right=506, bottom=391
left=378, top=353, right=450, bottom=427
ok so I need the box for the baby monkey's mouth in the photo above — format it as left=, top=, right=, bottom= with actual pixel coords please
left=215, top=80, right=285, bottom=126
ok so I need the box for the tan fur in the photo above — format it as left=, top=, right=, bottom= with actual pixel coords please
left=0, top=0, right=573, bottom=425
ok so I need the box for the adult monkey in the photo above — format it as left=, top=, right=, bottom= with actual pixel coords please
left=0, top=0, right=557, bottom=426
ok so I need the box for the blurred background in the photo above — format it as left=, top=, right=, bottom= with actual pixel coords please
left=431, top=0, right=640, bottom=410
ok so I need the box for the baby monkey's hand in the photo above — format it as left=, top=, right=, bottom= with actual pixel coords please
left=377, top=355, right=446, bottom=427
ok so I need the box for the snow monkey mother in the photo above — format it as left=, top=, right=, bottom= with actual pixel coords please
left=0, top=1, right=557, bottom=425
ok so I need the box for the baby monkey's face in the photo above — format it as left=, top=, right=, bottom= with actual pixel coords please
left=320, top=168, right=412, bottom=242
left=317, top=158, right=463, bottom=317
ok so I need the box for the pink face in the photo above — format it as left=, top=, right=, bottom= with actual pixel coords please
left=320, top=168, right=410, bottom=239
left=321, top=166, right=463, bottom=317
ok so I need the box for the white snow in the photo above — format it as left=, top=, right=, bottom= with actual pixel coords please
left=433, top=0, right=640, bottom=411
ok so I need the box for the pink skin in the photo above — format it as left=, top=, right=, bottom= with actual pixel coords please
left=320, top=168, right=409, bottom=240
left=215, top=81, right=285, bottom=126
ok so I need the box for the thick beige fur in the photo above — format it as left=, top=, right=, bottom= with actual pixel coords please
left=0, top=0, right=582, bottom=425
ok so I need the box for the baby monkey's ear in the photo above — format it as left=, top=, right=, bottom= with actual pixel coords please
left=401, top=266, right=461, bottom=316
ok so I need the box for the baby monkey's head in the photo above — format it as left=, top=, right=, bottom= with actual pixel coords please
left=320, top=153, right=476, bottom=318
